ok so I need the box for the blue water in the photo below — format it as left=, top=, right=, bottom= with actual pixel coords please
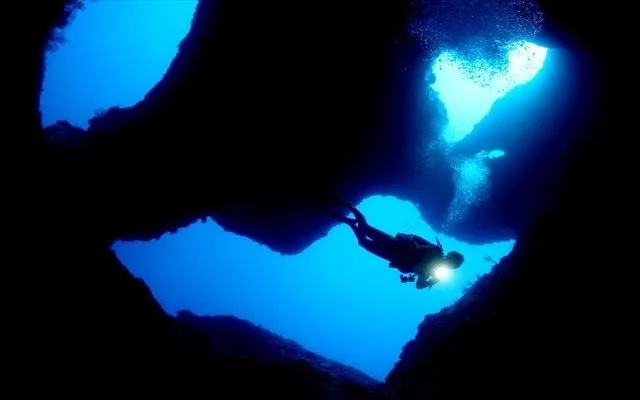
left=40, top=0, right=550, bottom=380
left=41, top=0, right=196, bottom=128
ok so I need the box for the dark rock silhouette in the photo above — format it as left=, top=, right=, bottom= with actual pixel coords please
left=12, top=0, right=630, bottom=398
left=177, top=311, right=383, bottom=398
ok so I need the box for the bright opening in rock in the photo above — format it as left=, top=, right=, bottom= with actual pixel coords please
left=39, top=0, right=552, bottom=382
left=431, top=41, right=548, bottom=144
left=114, top=196, right=515, bottom=380
left=39, top=0, right=197, bottom=128
left=429, top=41, right=549, bottom=223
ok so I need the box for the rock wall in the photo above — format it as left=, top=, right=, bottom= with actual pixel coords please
left=39, top=0, right=576, bottom=250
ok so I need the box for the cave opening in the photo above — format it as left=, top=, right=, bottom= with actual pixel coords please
left=429, top=40, right=551, bottom=225
left=40, top=0, right=197, bottom=128
left=40, top=0, right=574, bottom=381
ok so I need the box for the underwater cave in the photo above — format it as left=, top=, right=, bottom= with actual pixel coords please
left=25, top=0, right=616, bottom=397
left=42, top=0, right=561, bottom=381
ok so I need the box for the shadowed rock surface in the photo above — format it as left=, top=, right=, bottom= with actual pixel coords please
left=177, top=311, right=383, bottom=398
left=11, top=0, right=630, bottom=398
left=39, top=0, right=584, bottom=250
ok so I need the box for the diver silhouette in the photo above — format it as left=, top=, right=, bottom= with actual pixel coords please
left=329, top=200, right=465, bottom=289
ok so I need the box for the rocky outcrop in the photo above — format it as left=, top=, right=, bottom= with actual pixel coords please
left=9, top=234, right=380, bottom=397
left=177, top=311, right=383, bottom=398
left=41, top=0, right=575, bottom=251
left=385, top=2, right=629, bottom=397
left=50, top=0, right=431, bottom=253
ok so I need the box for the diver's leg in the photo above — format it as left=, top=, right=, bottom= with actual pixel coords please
left=328, top=208, right=356, bottom=225
left=361, top=224, right=395, bottom=243
left=352, top=221, right=403, bottom=266
left=357, top=235, right=400, bottom=262
left=330, top=201, right=394, bottom=242
left=327, top=202, right=370, bottom=239
left=327, top=209, right=366, bottom=240
left=333, top=201, right=373, bottom=234
left=335, top=212, right=391, bottom=253
left=348, top=206, right=367, bottom=225
left=340, top=206, right=395, bottom=246
left=329, top=200, right=401, bottom=263
left=341, top=217, right=370, bottom=244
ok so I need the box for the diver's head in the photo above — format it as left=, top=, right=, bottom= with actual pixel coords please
left=443, top=251, right=464, bottom=269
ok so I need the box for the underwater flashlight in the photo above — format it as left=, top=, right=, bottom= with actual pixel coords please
left=432, top=263, right=452, bottom=281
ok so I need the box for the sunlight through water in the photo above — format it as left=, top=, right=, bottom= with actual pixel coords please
left=431, top=41, right=548, bottom=144
left=447, top=153, right=492, bottom=224
left=114, top=196, right=515, bottom=380
left=39, top=0, right=523, bottom=382
left=40, top=0, right=197, bottom=128
left=429, top=40, right=548, bottom=223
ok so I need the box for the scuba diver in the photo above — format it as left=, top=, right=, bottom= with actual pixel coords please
left=329, top=200, right=465, bottom=289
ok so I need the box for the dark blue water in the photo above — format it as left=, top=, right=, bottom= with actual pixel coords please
left=41, top=0, right=550, bottom=380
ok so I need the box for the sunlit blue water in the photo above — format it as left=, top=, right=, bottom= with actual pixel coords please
left=430, top=41, right=549, bottom=224
left=39, top=0, right=550, bottom=380
left=114, top=196, right=514, bottom=379
left=431, top=41, right=548, bottom=144
left=40, top=0, right=196, bottom=128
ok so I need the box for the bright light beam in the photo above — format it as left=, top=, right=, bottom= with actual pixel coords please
left=433, top=265, right=452, bottom=281
left=430, top=41, right=548, bottom=144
